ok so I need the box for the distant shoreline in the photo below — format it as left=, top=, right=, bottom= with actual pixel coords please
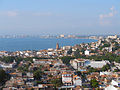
left=0, top=37, right=98, bottom=40
left=0, top=38, right=97, bottom=52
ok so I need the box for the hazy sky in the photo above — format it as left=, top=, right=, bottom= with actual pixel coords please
left=0, top=0, right=119, bottom=35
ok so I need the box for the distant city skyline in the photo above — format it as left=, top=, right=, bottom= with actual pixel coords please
left=0, top=0, right=120, bottom=35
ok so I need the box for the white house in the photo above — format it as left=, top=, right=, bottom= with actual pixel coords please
left=111, top=80, right=120, bottom=86
left=88, top=60, right=109, bottom=68
left=105, top=79, right=120, bottom=90
left=62, top=72, right=73, bottom=86
left=70, top=59, right=86, bottom=70
left=33, top=59, right=52, bottom=65
left=73, top=75, right=82, bottom=86
left=105, top=85, right=118, bottom=90
left=0, top=60, right=16, bottom=69
left=107, top=35, right=118, bottom=39
left=84, top=50, right=90, bottom=55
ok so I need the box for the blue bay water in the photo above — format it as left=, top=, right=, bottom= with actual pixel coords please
left=0, top=38, right=97, bottom=51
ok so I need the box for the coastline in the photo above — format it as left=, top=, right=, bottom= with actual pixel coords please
left=0, top=38, right=97, bottom=52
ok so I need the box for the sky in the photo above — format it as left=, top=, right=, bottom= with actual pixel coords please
left=0, top=0, right=119, bottom=35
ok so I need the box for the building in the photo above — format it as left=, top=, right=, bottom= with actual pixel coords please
left=70, top=59, right=86, bottom=70
left=62, top=46, right=71, bottom=50
left=70, top=59, right=110, bottom=69
left=73, top=75, right=82, bottom=86
left=84, top=50, right=90, bottom=56
left=56, top=43, right=59, bottom=50
left=33, top=59, right=52, bottom=65
left=89, top=60, right=109, bottom=68
left=0, top=60, right=16, bottom=69
left=105, top=79, right=120, bottom=90
left=111, top=80, right=120, bottom=87
left=60, top=34, right=65, bottom=38
left=105, top=85, right=118, bottom=90
left=62, top=72, right=73, bottom=86
left=107, top=35, right=118, bottom=39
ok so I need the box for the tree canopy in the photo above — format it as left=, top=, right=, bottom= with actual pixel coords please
left=0, top=69, right=10, bottom=84
left=90, top=79, right=99, bottom=88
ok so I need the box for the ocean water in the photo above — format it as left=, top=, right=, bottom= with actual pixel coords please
left=0, top=38, right=97, bottom=51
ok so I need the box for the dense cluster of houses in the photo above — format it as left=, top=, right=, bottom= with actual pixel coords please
left=0, top=35, right=120, bottom=90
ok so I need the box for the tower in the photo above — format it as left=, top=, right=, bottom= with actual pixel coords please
left=56, top=43, right=59, bottom=50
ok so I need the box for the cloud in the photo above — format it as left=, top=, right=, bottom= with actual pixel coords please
left=0, top=11, right=18, bottom=17
left=7, top=11, right=18, bottom=16
left=99, top=6, right=117, bottom=19
left=99, top=6, right=117, bottom=26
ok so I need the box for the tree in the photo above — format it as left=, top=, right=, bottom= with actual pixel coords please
left=33, top=70, right=43, bottom=80
left=74, top=49, right=80, bottom=58
left=0, top=69, right=10, bottom=84
left=114, top=69, right=120, bottom=72
left=48, top=75, right=53, bottom=78
left=88, top=67, right=99, bottom=73
left=67, top=48, right=72, bottom=55
left=115, top=56, right=120, bottom=63
left=17, top=64, right=29, bottom=72
left=76, top=71, right=82, bottom=76
left=51, top=78, right=62, bottom=87
left=101, top=64, right=111, bottom=71
left=90, top=79, right=99, bottom=88
left=60, top=56, right=75, bottom=65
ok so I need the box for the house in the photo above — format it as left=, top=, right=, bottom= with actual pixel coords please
left=111, top=80, right=120, bottom=87
left=105, top=79, right=120, bottom=90
left=107, top=35, right=118, bottom=39
left=0, top=60, right=16, bottom=69
left=33, top=59, right=52, bottom=65
left=70, top=59, right=86, bottom=70
left=84, top=50, right=90, bottom=56
left=62, top=72, right=73, bottom=86
left=105, top=85, right=119, bottom=90
left=73, top=75, right=82, bottom=86
left=88, top=60, right=109, bottom=68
